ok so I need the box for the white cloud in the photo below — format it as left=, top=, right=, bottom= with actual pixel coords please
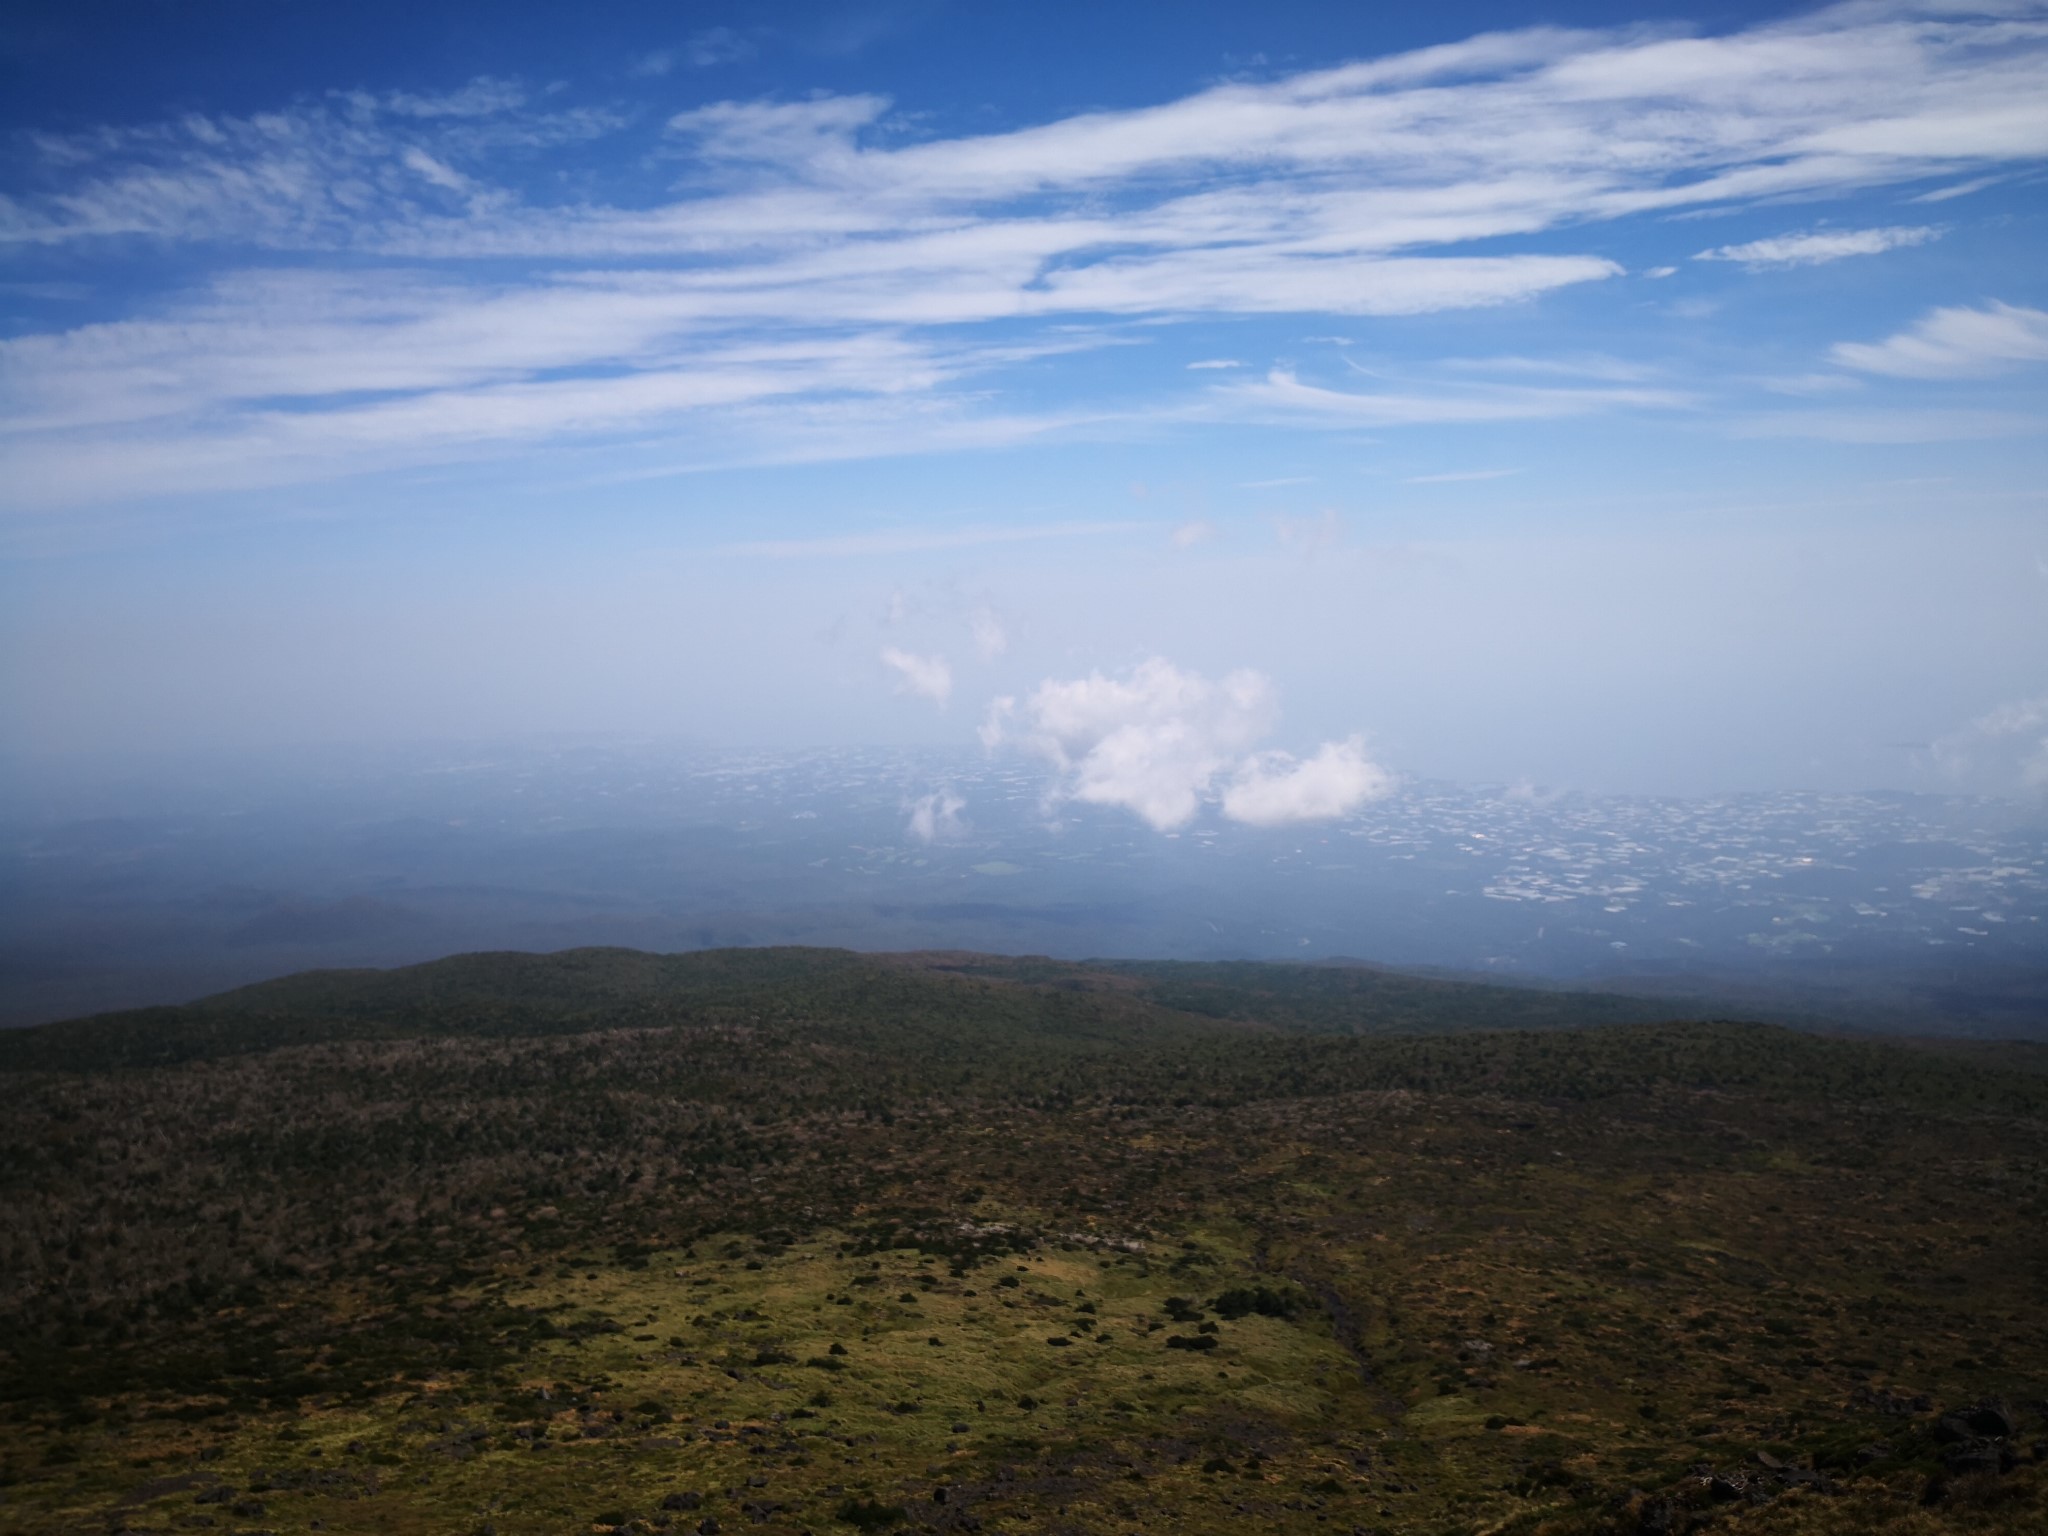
left=970, top=607, right=1008, bottom=660
left=905, top=787, right=967, bottom=842
left=1910, top=173, right=2005, bottom=203
left=1694, top=225, right=1940, bottom=268
left=1186, top=359, right=1242, bottom=370
left=983, top=659, right=1274, bottom=830
left=6, top=4, right=2048, bottom=512
left=1830, top=301, right=2048, bottom=378
left=1227, top=368, right=1689, bottom=425
left=1930, top=694, right=2048, bottom=795
left=880, top=647, right=952, bottom=705
left=982, top=657, right=1386, bottom=831
left=1170, top=519, right=1216, bottom=548
left=1222, top=737, right=1394, bottom=826
left=400, top=146, right=474, bottom=195
left=666, top=94, right=887, bottom=169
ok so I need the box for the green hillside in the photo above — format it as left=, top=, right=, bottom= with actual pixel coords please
left=0, top=948, right=2042, bottom=1536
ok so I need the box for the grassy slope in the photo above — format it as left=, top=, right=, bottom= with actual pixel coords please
left=0, top=948, right=2043, bottom=1536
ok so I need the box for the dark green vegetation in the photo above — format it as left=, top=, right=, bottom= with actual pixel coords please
left=1, top=947, right=2043, bottom=1536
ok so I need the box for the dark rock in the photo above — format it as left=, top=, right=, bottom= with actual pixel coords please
left=1933, top=1414, right=1976, bottom=1444
left=1960, top=1401, right=2017, bottom=1438
left=1635, top=1497, right=1682, bottom=1535
left=696, top=1521, right=720, bottom=1536
left=1706, top=1474, right=1748, bottom=1503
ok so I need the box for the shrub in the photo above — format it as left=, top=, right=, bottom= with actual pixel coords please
left=837, top=1497, right=905, bottom=1530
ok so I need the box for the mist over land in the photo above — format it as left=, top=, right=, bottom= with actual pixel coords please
left=4, top=740, right=2042, bottom=1032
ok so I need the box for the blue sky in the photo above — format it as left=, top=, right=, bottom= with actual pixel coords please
left=2, top=0, right=2045, bottom=811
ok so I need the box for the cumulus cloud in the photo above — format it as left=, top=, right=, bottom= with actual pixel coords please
left=1223, top=737, right=1393, bottom=826
left=880, top=646, right=952, bottom=705
left=1931, top=694, right=2048, bottom=795
left=905, top=787, right=967, bottom=842
left=1694, top=225, right=1939, bottom=268
left=982, top=659, right=1272, bottom=829
left=982, top=657, right=1389, bottom=830
left=1830, top=301, right=2048, bottom=378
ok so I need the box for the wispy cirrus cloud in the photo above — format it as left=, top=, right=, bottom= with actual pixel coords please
left=1694, top=225, right=1941, bottom=268
left=1831, top=300, right=2048, bottom=377
left=1227, top=368, right=1691, bottom=425
left=3, top=2, right=2048, bottom=515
